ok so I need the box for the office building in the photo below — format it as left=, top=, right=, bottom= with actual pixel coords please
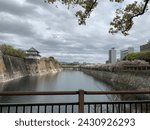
left=120, top=47, right=134, bottom=60
left=140, top=41, right=150, bottom=51
left=109, top=48, right=117, bottom=64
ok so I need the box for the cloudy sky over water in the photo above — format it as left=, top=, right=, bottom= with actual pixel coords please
left=0, top=0, right=150, bottom=63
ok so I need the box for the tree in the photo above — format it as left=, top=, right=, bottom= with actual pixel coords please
left=46, top=0, right=150, bottom=36
left=0, top=44, right=26, bottom=58
left=124, top=51, right=150, bottom=63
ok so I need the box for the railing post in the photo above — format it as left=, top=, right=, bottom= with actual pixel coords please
left=78, top=90, right=84, bottom=113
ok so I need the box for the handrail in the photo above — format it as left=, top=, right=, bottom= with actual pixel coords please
left=0, top=90, right=150, bottom=113
left=0, top=91, right=79, bottom=96
left=0, top=90, right=150, bottom=96
left=85, top=90, right=150, bottom=95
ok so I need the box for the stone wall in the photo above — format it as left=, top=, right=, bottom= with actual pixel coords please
left=0, top=55, right=6, bottom=82
left=0, top=55, right=61, bottom=83
left=82, top=69, right=150, bottom=90
left=0, top=55, right=28, bottom=83
left=25, top=57, right=61, bottom=76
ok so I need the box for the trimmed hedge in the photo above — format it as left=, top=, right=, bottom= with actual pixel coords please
left=124, top=51, right=150, bottom=63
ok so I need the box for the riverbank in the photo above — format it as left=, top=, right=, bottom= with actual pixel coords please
left=82, top=68, right=150, bottom=99
left=0, top=55, right=62, bottom=83
left=82, top=68, right=150, bottom=90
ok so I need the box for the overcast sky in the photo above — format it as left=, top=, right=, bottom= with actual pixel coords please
left=0, top=0, right=150, bottom=63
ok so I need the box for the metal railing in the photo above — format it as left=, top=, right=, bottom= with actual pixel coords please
left=0, top=90, right=150, bottom=113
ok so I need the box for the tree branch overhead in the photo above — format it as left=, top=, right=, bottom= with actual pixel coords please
left=46, top=0, right=150, bottom=36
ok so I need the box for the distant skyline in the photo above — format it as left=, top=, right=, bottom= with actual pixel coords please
left=0, top=0, right=150, bottom=63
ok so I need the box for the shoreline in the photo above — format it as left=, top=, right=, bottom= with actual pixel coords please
left=0, top=69, right=62, bottom=84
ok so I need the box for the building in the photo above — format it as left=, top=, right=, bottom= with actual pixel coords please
left=120, top=47, right=134, bottom=60
left=73, top=62, right=80, bottom=65
left=140, top=41, right=150, bottom=51
left=25, top=47, right=41, bottom=60
left=109, top=48, right=117, bottom=64
left=105, top=60, right=110, bottom=64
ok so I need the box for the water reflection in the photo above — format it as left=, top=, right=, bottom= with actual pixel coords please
left=0, top=70, right=112, bottom=103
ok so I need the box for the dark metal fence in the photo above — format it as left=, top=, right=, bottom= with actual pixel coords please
left=0, top=103, right=78, bottom=113
left=84, top=101, right=150, bottom=113
left=0, top=90, right=150, bottom=113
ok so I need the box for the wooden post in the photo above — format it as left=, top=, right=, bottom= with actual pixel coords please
left=78, top=90, right=84, bottom=113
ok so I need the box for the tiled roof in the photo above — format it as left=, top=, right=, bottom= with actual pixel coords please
left=27, top=47, right=39, bottom=53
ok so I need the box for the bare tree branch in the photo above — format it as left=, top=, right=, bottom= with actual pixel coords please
left=46, top=0, right=150, bottom=36
left=131, top=0, right=149, bottom=19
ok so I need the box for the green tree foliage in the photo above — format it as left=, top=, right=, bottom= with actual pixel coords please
left=46, top=0, right=150, bottom=36
left=110, top=0, right=149, bottom=36
left=49, top=56, right=59, bottom=63
left=0, top=44, right=25, bottom=58
left=124, top=51, right=150, bottom=62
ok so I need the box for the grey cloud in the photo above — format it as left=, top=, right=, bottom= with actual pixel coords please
left=0, top=0, right=150, bottom=63
left=0, top=0, right=36, bottom=17
left=0, top=19, right=34, bottom=37
left=26, top=0, right=46, bottom=7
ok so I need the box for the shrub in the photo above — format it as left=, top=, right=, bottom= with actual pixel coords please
left=0, top=44, right=25, bottom=58
left=124, top=51, right=150, bottom=63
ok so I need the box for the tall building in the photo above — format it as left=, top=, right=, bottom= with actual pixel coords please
left=120, top=47, right=134, bottom=60
left=109, top=48, right=117, bottom=64
left=140, top=41, right=150, bottom=51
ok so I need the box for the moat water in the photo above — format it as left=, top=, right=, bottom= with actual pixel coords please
left=0, top=70, right=113, bottom=103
